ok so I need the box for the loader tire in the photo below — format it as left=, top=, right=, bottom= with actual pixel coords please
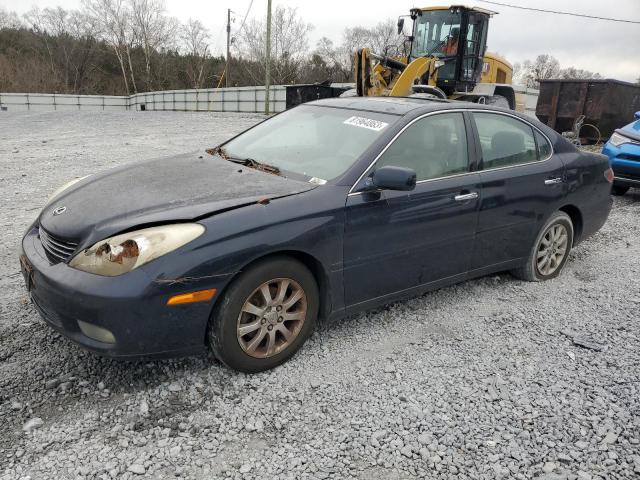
left=485, top=95, right=510, bottom=109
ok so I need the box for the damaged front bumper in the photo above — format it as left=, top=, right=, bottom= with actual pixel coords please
left=20, top=224, right=226, bottom=359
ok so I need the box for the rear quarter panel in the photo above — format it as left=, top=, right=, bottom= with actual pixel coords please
left=561, top=150, right=612, bottom=243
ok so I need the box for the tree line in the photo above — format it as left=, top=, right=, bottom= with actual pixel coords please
left=0, top=2, right=404, bottom=95
left=0, top=2, right=225, bottom=95
left=1, top=3, right=629, bottom=96
left=512, top=54, right=603, bottom=88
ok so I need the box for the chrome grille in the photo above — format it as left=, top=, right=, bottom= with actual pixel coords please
left=39, top=226, right=78, bottom=263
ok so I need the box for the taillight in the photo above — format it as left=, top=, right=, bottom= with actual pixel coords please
left=604, top=168, right=614, bottom=184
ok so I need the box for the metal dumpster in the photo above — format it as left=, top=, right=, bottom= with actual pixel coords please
left=285, top=84, right=350, bottom=109
left=536, top=79, right=640, bottom=142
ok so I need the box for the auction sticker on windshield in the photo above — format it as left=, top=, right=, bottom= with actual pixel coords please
left=343, top=116, right=388, bottom=131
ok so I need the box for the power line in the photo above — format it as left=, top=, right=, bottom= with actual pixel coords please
left=222, top=1, right=253, bottom=88
left=237, top=0, right=254, bottom=34
left=475, top=0, right=640, bottom=24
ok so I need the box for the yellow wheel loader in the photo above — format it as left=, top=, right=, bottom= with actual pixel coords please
left=353, top=5, right=519, bottom=110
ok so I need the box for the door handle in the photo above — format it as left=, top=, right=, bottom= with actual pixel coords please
left=544, top=177, right=563, bottom=185
left=454, top=192, right=479, bottom=202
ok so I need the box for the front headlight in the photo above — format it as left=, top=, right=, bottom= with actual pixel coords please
left=47, top=176, right=89, bottom=205
left=609, top=132, right=630, bottom=147
left=69, top=224, right=205, bottom=276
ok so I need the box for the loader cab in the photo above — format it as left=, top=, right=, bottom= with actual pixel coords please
left=407, top=6, right=492, bottom=95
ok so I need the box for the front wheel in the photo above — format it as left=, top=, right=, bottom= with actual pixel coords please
left=208, top=256, right=318, bottom=373
left=512, top=212, right=574, bottom=282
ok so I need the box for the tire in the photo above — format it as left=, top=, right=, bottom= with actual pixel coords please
left=512, top=212, right=574, bottom=282
left=485, top=94, right=510, bottom=109
left=611, top=185, right=629, bottom=196
left=208, top=256, right=319, bottom=373
left=410, top=86, right=447, bottom=99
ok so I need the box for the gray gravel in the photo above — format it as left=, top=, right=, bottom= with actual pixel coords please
left=1, top=111, right=639, bottom=480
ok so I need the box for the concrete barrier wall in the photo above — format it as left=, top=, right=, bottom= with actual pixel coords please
left=0, top=92, right=129, bottom=112
left=0, top=84, right=538, bottom=117
left=129, top=86, right=286, bottom=113
left=0, top=86, right=286, bottom=113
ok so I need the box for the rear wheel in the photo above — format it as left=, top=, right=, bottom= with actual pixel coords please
left=611, top=185, right=629, bottom=196
left=208, top=256, right=318, bottom=373
left=512, top=212, right=574, bottom=282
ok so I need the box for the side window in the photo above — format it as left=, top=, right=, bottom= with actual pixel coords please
left=534, top=129, right=552, bottom=159
left=474, top=112, right=538, bottom=169
left=376, top=113, right=469, bottom=181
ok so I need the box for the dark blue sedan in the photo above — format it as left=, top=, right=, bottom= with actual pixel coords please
left=20, top=98, right=613, bottom=372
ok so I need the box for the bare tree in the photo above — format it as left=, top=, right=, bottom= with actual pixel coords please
left=130, top=0, right=177, bottom=90
left=0, top=7, right=22, bottom=29
left=558, top=67, right=602, bottom=80
left=514, top=54, right=603, bottom=87
left=342, top=19, right=403, bottom=57
left=518, top=54, right=560, bottom=88
left=23, top=7, right=101, bottom=93
left=236, top=6, right=313, bottom=85
left=337, top=19, right=404, bottom=82
left=342, top=26, right=372, bottom=59
left=512, top=62, right=522, bottom=83
left=312, top=37, right=351, bottom=82
left=83, top=0, right=134, bottom=94
left=181, top=19, right=210, bottom=88
left=369, top=19, right=404, bottom=55
left=23, top=8, right=57, bottom=77
left=66, top=11, right=102, bottom=92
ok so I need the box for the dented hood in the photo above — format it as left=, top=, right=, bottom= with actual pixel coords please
left=39, top=152, right=315, bottom=244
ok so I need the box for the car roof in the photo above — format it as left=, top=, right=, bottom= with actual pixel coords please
left=306, top=96, right=572, bottom=153
left=307, top=96, right=497, bottom=116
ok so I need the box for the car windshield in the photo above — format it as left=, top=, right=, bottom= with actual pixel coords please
left=220, top=105, right=398, bottom=182
left=411, top=9, right=462, bottom=58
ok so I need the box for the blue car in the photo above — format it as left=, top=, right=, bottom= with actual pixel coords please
left=20, top=98, right=613, bottom=372
left=602, top=111, right=640, bottom=195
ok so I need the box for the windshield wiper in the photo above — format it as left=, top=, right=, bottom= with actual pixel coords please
left=229, top=157, right=281, bottom=175
left=208, top=147, right=281, bottom=175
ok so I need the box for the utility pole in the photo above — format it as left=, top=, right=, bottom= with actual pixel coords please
left=226, top=8, right=231, bottom=87
left=264, top=0, right=272, bottom=115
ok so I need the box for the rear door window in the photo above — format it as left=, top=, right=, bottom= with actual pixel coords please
left=473, top=112, right=540, bottom=169
left=534, top=129, right=553, bottom=159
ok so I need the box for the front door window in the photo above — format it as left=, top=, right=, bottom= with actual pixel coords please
left=375, top=112, right=469, bottom=180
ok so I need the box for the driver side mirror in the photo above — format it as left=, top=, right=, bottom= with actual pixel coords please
left=397, top=15, right=412, bottom=36
left=635, top=111, right=640, bottom=120
left=371, top=166, right=416, bottom=191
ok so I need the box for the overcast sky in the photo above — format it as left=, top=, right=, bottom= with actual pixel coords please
left=3, top=0, right=639, bottom=81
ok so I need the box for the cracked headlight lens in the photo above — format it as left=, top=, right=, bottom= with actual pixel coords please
left=69, top=224, right=205, bottom=276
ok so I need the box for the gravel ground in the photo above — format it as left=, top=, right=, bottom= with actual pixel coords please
left=0, top=111, right=639, bottom=480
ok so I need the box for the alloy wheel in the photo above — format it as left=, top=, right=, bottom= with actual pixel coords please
left=536, top=224, right=568, bottom=276
left=237, top=278, right=307, bottom=359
